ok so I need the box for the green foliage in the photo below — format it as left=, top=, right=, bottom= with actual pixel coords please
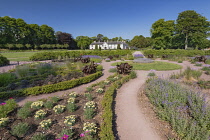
left=84, top=92, right=93, bottom=101
left=0, top=98, right=17, bottom=118
left=0, top=54, right=10, bottom=66
left=143, top=49, right=207, bottom=57
left=50, top=96, right=60, bottom=103
left=99, top=72, right=135, bottom=140
left=183, top=67, right=202, bottom=80
left=197, top=81, right=210, bottom=89
left=57, top=129, right=74, bottom=139
left=145, top=78, right=210, bottom=139
left=44, top=101, right=54, bottom=109
left=17, top=107, right=31, bottom=119
left=112, top=61, right=182, bottom=71
left=109, top=68, right=117, bottom=73
left=11, top=122, right=30, bottom=138
left=151, top=19, right=175, bottom=49
left=31, top=133, right=46, bottom=140
left=0, top=73, right=15, bottom=87
left=84, top=108, right=95, bottom=119
left=130, top=35, right=152, bottom=48
left=0, top=71, right=102, bottom=99
left=30, top=50, right=132, bottom=61
left=129, top=71, right=137, bottom=79
left=67, top=102, right=77, bottom=112
left=176, top=10, right=210, bottom=49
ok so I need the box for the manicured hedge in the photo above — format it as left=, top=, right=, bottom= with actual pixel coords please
left=30, top=50, right=133, bottom=61
left=143, top=49, right=210, bottom=57
left=99, top=71, right=136, bottom=140
left=0, top=54, right=10, bottom=66
left=0, top=71, right=102, bottom=99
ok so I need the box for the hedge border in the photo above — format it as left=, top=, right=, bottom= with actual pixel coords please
left=0, top=71, right=102, bottom=99
left=99, top=71, right=137, bottom=140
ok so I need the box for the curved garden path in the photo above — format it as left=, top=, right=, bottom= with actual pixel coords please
left=115, top=60, right=210, bottom=140
left=1, top=56, right=210, bottom=139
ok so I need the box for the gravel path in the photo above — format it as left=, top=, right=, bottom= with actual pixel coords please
left=115, top=59, right=210, bottom=140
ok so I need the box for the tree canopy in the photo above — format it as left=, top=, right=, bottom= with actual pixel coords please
left=151, top=10, right=210, bottom=49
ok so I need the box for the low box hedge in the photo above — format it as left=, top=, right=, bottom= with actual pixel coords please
left=99, top=72, right=136, bottom=140
left=0, top=71, right=102, bottom=99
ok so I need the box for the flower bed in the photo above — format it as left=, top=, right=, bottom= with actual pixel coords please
left=0, top=71, right=136, bottom=139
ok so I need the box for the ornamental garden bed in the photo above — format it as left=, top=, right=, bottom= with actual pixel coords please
left=0, top=72, right=136, bottom=140
left=0, top=61, right=103, bottom=99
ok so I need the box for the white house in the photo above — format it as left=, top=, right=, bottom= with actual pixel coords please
left=89, top=41, right=130, bottom=50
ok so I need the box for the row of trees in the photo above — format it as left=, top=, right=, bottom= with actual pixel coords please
left=0, top=16, right=75, bottom=49
left=151, top=10, right=210, bottom=49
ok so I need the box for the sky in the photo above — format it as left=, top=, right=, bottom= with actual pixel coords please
left=1, top=0, right=210, bottom=39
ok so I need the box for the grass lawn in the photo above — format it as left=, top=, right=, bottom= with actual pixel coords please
left=1, top=52, right=37, bottom=61
left=111, top=61, right=182, bottom=71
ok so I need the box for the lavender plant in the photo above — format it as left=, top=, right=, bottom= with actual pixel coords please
left=145, top=78, right=210, bottom=139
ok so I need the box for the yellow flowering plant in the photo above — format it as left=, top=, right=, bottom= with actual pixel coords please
left=53, top=105, right=66, bottom=114
left=0, top=117, right=9, bottom=127
left=96, top=88, right=104, bottom=94
left=31, top=101, right=43, bottom=109
left=34, top=110, right=47, bottom=119
left=63, top=115, right=76, bottom=127
left=39, top=119, right=52, bottom=129
left=67, top=97, right=75, bottom=103
left=68, top=91, right=77, bottom=98
left=83, top=122, right=97, bottom=135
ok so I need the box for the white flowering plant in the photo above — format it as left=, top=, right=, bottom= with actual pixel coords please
left=39, top=119, right=52, bottom=129
left=83, top=122, right=97, bottom=135
left=96, top=88, right=104, bottom=94
left=69, top=91, right=77, bottom=98
left=64, top=115, right=76, bottom=127
left=0, top=117, right=9, bottom=127
left=67, top=97, right=75, bottom=103
left=104, top=80, right=110, bottom=85
left=31, top=101, right=44, bottom=109
left=34, top=110, right=47, bottom=119
left=53, top=105, right=66, bottom=114
left=84, top=101, right=96, bottom=109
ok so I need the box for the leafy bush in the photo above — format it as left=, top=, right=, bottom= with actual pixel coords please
left=30, top=50, right=132, bottom=61
left=11, top=122, right=30, bottom=137
left=0, top=98, right=17, bottom=118
left=50, top=96, right=60, bottom=103
left=0, top=54, right=9, bottom=66
left=84, top=92, right=93, bottom=101
left=44, top=101, right=54, bottom=109
left=17, top=107, right=31, bottom=119
left=0, top=73, right=15, bottom=87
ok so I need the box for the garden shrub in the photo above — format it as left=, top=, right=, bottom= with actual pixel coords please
left=0, top=73, right=16, bottom=87
left=0, top=54, right=9, bottom=66
left=0, top=71, right=102, bottom=99
left=0, top=98, right=18, bottom=118
left=143, top=49, right=208, bottom=57
left=30, top=50, right=133, bottom=61
left=10, top=122, right=30, bottom=138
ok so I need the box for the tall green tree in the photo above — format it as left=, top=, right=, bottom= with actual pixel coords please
left=76, top=36, right=92, bottom=49
left=96, top=34, right=104, bottom=42
left=130, top=35, right=152, bottom=48
left=176, top=10, right=210, bottom=49
left=151, top=19, right=175, bottom=49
